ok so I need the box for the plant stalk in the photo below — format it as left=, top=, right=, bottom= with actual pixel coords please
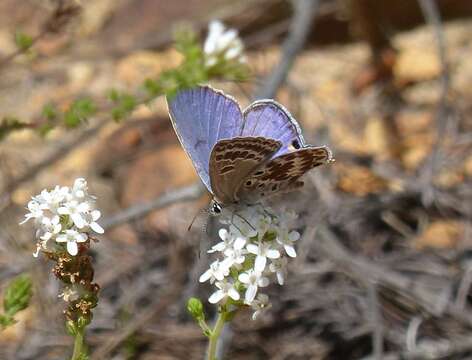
left=207, top=311, right=226, bottom=360
left=71, top=327, right=85, bottom=360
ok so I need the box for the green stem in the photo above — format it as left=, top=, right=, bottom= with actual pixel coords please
left=71, top=327, right=85, bottom=360
left=207, top=310, right=226, bottom=360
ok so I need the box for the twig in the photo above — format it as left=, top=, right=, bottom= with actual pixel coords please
left=91, top=238, right=187, bottom=359
left=315, top=225, right=472, bottom=328
left=100, top=183, right=205, bottom=230
left=368, top=283, right=383, bottom=360
left=417, top=0, right=451, bottom=204
left=0, top=0, right=81, bottom=71
left=0, top=32, right=45, bottom=69
left=254, top=0, right=319, bottom=99
left=0, top=118, right=107, bottom=209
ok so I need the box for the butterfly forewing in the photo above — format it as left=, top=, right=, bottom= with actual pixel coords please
left=209, top=137, right=282, bottom=204
left=167, top=86, right=243, bottom=192
left=237, top=146, right=333, bottom=203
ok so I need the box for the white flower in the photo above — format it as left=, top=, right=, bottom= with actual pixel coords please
left=251, top=293, right=271, bottom=320
left=208, top=228, right=235, bottom=253
left=269, top=257, right=288, bottom=285
left=58, top=200, right=89, bottom=228
left=276, top=230, right=300, bottom=258
left=70, top=178, right=88, bottom=200
left=222, top=247, right=247, bottom=269
left=56, top=229, right=87, bottom=256
left=39, top=216, right=62, bottom=242
left=254, top=213, right=274, bottom=238
left=199, top=260, right=229, bottom=284
left=208, top=280, right=240, bottom=304
left=246, top=241, right=280, bottom=273
left=20, top=200, right=46, bottom=224
left=204, top=20, right=245, bottom=67
left=238, top=269, right=269, bottom=303
left=21, top=178, right=104, bottom=258
left=84, top=209, right=104, bottom=234
left=40, top=186, right=68, bottom=212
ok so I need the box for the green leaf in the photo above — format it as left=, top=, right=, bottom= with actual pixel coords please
left=42, top=103, right=57, bottom=121
left=0, top=314, right=16, bottom=328
left=1, top=274, right=32, bottom=330
left=107, top=88, right=120, bottom=103
left=108, top=90, right=137, bottom=122
left=143, top=79, right=162, bottom=97
left=64, top=98, right=97, bottom=128
left=15, top=31, right=33, bottom=51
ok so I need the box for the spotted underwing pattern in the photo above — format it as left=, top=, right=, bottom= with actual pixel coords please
left=237, top=146, right=332, bottom=203
left=209, top=136, right=281, bottom=204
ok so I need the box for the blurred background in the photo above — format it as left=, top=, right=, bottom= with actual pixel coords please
left=1, top=0, right=472, bottom=359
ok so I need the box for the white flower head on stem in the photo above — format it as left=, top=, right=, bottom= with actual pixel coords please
left=199, top=260, right=229, bottom=284
left=56, top=229, right=87, bottom=256
left=204, top=20, right=245, bottom=67
left=21, top=177, right=104, bottom=258
left=71, top=178, right=88, bottom=199
left=208, top=280, right=240, bottom=304
left=247, top=241, right=280, bottom=273
left=238, top=269, right=269, bottom=304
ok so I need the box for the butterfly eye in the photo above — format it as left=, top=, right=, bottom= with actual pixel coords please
left=245, top=180, right=253, bottom=186
left=210, top=201, right=222, bottom=215
left=292, top=140, right=301, bottom=149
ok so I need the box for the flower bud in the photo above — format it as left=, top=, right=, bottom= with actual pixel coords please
left=187, top=297, right=205, bottom=322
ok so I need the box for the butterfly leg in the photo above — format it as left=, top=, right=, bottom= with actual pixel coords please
left=230, top=210, right=257, bottom=237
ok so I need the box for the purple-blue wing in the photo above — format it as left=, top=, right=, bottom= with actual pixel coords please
left=167, top=86, right=243, bottom=192
left=241, top=100, right=306, bottom=158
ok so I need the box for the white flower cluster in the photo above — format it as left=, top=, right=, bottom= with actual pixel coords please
left=204, top=20, right=246, bottom=67
left=20, top=178, right=104, bottom=257
left=200, top=206, right=300, bottom=320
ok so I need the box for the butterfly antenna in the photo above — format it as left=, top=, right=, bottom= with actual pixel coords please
left=187, top=207, right=208, bottom=232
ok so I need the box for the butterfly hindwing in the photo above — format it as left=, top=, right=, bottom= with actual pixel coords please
left=209, top=137, right=281, bottom=204
left=237, top=146, right=332, bottom=203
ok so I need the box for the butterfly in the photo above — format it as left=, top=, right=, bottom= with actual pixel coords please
left=167, top=85, right=333, bottom=215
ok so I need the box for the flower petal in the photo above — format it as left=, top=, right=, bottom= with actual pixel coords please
left=254, top=255, right=267, bottom=273
left=238, top=273, right=249, bottom=284
left=90, top=222, right=104, bottom=234
left=276, top=272, right=284, bottom=285
left=285, top=245, right=297, bottom=258
left=209, top=290, right=225, bottom=304
left=246, top=244, right=258, bottom=255
left=233, top=237, right=246, bottom=250
left=199, top=269, right=211, bottom=283
left=258, top=277, right=269, bottom=287
left=71, top=214, right=86, bottom=228
left=228, top=287, right=240, bottom=301
left=67, top=241, right=78, bottom=256
left=266, top=249, right=280, bottom=259
left=245, top=284, right=257, bottom=303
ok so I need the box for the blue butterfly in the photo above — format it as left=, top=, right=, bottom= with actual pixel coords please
left=167, top=85, right=333, bottom=214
